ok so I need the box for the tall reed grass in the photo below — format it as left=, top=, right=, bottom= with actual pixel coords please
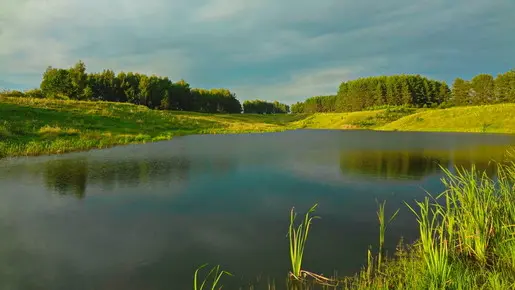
left=193, top=160, right=515, bottom=289
left=288, top=204, right=320, bottom=280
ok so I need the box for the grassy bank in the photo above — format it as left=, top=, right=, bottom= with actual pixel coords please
left=380, top=104, right=515, bottom=133
left=2, top=96, right=515, bottom=159
left=0, top=96, right=304, bottom=158
left=0, top=97, right=409, bottom=158
left=196, top=161, right=515, bottom=289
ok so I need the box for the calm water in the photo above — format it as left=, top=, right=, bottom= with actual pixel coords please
left=1, top=130, right=514, bottom=290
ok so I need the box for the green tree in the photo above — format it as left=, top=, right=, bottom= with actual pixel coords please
left=452, top=78, right=471, bottom=106
left=40, top=66, right=73, bottom=98
left=471, top=74, right=494, bottom=105
left=69, top=60, right=88, bottom=99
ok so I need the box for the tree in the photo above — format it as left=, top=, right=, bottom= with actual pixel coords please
left=375, top=82, right=387, bottom=106
left=471, top=74, right=494, bottom=105
left=40, top=66, right=73, bottom=98
left=494, top=70, right=515, bottom=103
left=452, top=78, right=471, bottom=106
left=69, top=60, right=88, bottom=99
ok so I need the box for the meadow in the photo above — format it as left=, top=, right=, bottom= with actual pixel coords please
left=0, top=96, right=411, bottom=158
left=2, top=96, right=515, bottom=159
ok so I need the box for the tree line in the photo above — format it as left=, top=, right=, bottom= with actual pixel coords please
left=3, top=60, right=514, bottom=115
left=292, top=75, right=451, bottom=113
left=37, top=61, right=243, bottom=113
left=452, top=70, right=515, bottom=106
left=292, top=69, right=515, bottom=113
left=242, top=100, right=290, bottom=114
left=2, top=60, right=290, bottom=114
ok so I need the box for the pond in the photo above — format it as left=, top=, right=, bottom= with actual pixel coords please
left=0, top=130, right=514, bottom=290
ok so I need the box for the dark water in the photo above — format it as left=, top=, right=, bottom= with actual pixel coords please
left=0, top=130, right=514, bottom=290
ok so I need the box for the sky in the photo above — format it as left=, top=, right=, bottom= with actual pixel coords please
left=0, top=0, right=514, bottom=104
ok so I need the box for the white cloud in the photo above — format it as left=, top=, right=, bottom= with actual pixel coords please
left=232, top=64, right=368, bottom=103
left=82, top=48, right=192, bottom=80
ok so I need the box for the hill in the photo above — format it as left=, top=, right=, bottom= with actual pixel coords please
left=0, top=96, right=300, bottom=158
left=380, top=104, right=515, bottom=133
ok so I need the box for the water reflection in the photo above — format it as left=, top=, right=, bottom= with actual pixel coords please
left=44, top=159, right=89, bottom=199
left=339, top=145, right=512, bottom=180
left=39, top=156, right=242, bottom=198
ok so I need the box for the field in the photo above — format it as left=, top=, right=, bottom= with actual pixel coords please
left=0, top=96, right=302, bottom=158
left=1, top=96, right=515, bottom=158
left=380, top=104, right=515, bottom=133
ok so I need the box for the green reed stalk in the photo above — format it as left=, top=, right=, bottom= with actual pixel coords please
left=377, top=200, right=399, bottom=271
left=406, top=197, right=451, bottom=288
left=440, top=165, right=497, bottom=265
left=288, top=203, right=319, bottom=280
left=193, top=263, right=232, bottom=290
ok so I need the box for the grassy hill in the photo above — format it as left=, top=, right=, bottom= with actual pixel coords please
left=380, top=104, right=515, bottom=133
left=1, top=96, right=515, bottom=158
left=0, top=96, right=302, bottom=158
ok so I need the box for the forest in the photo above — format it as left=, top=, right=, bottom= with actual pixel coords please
left=3, top=60, right=515, bottom=115
left=242, top=99, right=290, bottom=114
left=6, top=61, right=287, bottom=114
left=291, top=70, right=515, bottom=113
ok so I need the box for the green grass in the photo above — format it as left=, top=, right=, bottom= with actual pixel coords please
left=380, top=104, right=515, bottom=133
left=0, top=96, right=416, bottom=158
left=289, top=106, right=417, bottom=130
left=193, top=264, right=232, bottom=290
left=332, top=161, right=515, bottom=289
left=0, top=96, right=306, bottom=158
left=288, top=204, right=319, bottom=280
left=3, top=96, right=515, bottom=159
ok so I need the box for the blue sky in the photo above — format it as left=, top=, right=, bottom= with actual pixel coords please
left=0, top=0, right=514, bottom=104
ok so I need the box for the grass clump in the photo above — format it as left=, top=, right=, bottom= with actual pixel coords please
left=193, top=160, right=515, bottom=289
left=193, top=264, right=232, bottom=290
left=288, top=204, right=320, bottom=280
left=345, top=162, right=515, bottom=289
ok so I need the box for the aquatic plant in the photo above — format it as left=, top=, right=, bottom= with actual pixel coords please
left=193, top=263, right=232, bottom=290
left=288, top=203, right=319, bottom=280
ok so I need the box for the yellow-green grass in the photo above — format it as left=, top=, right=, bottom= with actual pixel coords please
left=291, top=111, right=383, bottom=129
left=4, top=96, right=515, bottom=159
left=291, top=107, right=420, bottom=130
left=0, top=96, right=304, bottom=158
left=380, top=104, right=515, bottom=133
left=0, top=96, right=410, bottom=158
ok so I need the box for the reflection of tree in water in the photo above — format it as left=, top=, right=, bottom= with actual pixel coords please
left=42, top=156, right=238, bottom=198
left=44, top=159, right=88, bottom=199
left=339, top=145, right=512, bottom=180
left=340, top=150, right=446, bottom=180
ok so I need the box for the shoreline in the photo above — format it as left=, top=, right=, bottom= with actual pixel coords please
left=2, top=97, right=515, bottom=159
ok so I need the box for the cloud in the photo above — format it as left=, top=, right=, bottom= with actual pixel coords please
left=0, top=0, right=514, bottom=101
left=231, top=64, right=368, bottom=103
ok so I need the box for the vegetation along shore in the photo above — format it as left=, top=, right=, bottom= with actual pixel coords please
left=195, top=159, right=515, bottom=289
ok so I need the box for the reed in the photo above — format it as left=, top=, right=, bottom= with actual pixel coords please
left=193, top=264, right=232, bottom=290
left=288, top=204, right=320, bottom=280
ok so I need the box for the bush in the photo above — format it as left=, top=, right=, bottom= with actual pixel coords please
left=24, top=89, right=45, bottom=99
left=1, top=90, right=25, bottom=98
